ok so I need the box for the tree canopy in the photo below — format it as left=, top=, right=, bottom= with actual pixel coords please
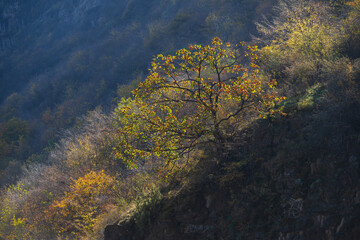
left=114, top=37, right=285, bottom=170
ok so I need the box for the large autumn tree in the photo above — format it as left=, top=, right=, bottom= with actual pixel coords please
left=114, top=37, right=284, bottom=169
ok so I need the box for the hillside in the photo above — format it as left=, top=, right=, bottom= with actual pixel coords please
left=0, top=0, right=359, bottom=239
left=105, top=87, right=360, bottom=239
left=0, top=0, right=273, bottom=184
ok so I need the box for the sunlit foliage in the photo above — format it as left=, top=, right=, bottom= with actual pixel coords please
left=1, top=1, right=359, bottom=239
left=114, top=37, right=285, bottom=170
left=258, top=0, right=344, bottom=59
left=256, top=0, right=348, bottom=88
left=347, top=0, right=360, bottom=36
left=48, top=170, right=115, bottom=237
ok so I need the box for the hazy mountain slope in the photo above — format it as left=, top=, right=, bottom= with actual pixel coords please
left=0, top=0, right=273, bottom=179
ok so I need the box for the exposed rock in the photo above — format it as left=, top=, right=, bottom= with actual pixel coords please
left=104, top=218, right=135, bottom=240
left=0, top=0, right=21, bottom=56
left=104, top=225, right=122, bottom=240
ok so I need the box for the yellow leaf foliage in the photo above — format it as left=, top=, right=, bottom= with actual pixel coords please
left=114, top=37, right=285, bottom=171
left=48, top=170, right=115, bottom=237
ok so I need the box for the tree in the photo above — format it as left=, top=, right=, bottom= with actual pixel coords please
left=114, top=37, right=284, bottom=170
left=346, top=0, right=360, bottom=57
left=256, top=0, right=346, bottom=88
left=0, top=118, right=30, bottom=170
left=347, top=0, right=360, bottom=36
left=257, top=0, right=343, bottom=59
left=48, top=170, right=115, bottom=237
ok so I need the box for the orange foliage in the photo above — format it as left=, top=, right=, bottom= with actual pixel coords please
left=114, top=37, right=285, bottom=170
left=46, top=170, right=115, bottom=237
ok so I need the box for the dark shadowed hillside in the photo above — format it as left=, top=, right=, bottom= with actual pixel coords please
left=105, top=89, right=360, bottom=240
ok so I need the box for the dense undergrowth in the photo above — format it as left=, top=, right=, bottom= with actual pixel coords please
left=0, top=0, right=360, bottom=239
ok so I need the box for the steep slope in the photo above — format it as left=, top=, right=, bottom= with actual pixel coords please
left=0, top=0, right=273, bottom=181
left=0, top=0, right=359, bottom=239
left=103, top=0, right=360, bottom=239
left=105, top=87, right=360, bottom=240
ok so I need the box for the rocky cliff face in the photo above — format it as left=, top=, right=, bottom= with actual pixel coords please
left=0, top=1, right=22, bottom=56
left=31, top=0, right=114, bottom=29
left=0, top=0, right=125, bottom=102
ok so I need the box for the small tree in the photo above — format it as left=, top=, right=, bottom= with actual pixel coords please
left=114, top=37, right=284, bottom=169
left=48, top=170, right=115, bottom=237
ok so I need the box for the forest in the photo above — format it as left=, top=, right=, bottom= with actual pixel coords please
left=0, top=0, right=360, bottom=239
